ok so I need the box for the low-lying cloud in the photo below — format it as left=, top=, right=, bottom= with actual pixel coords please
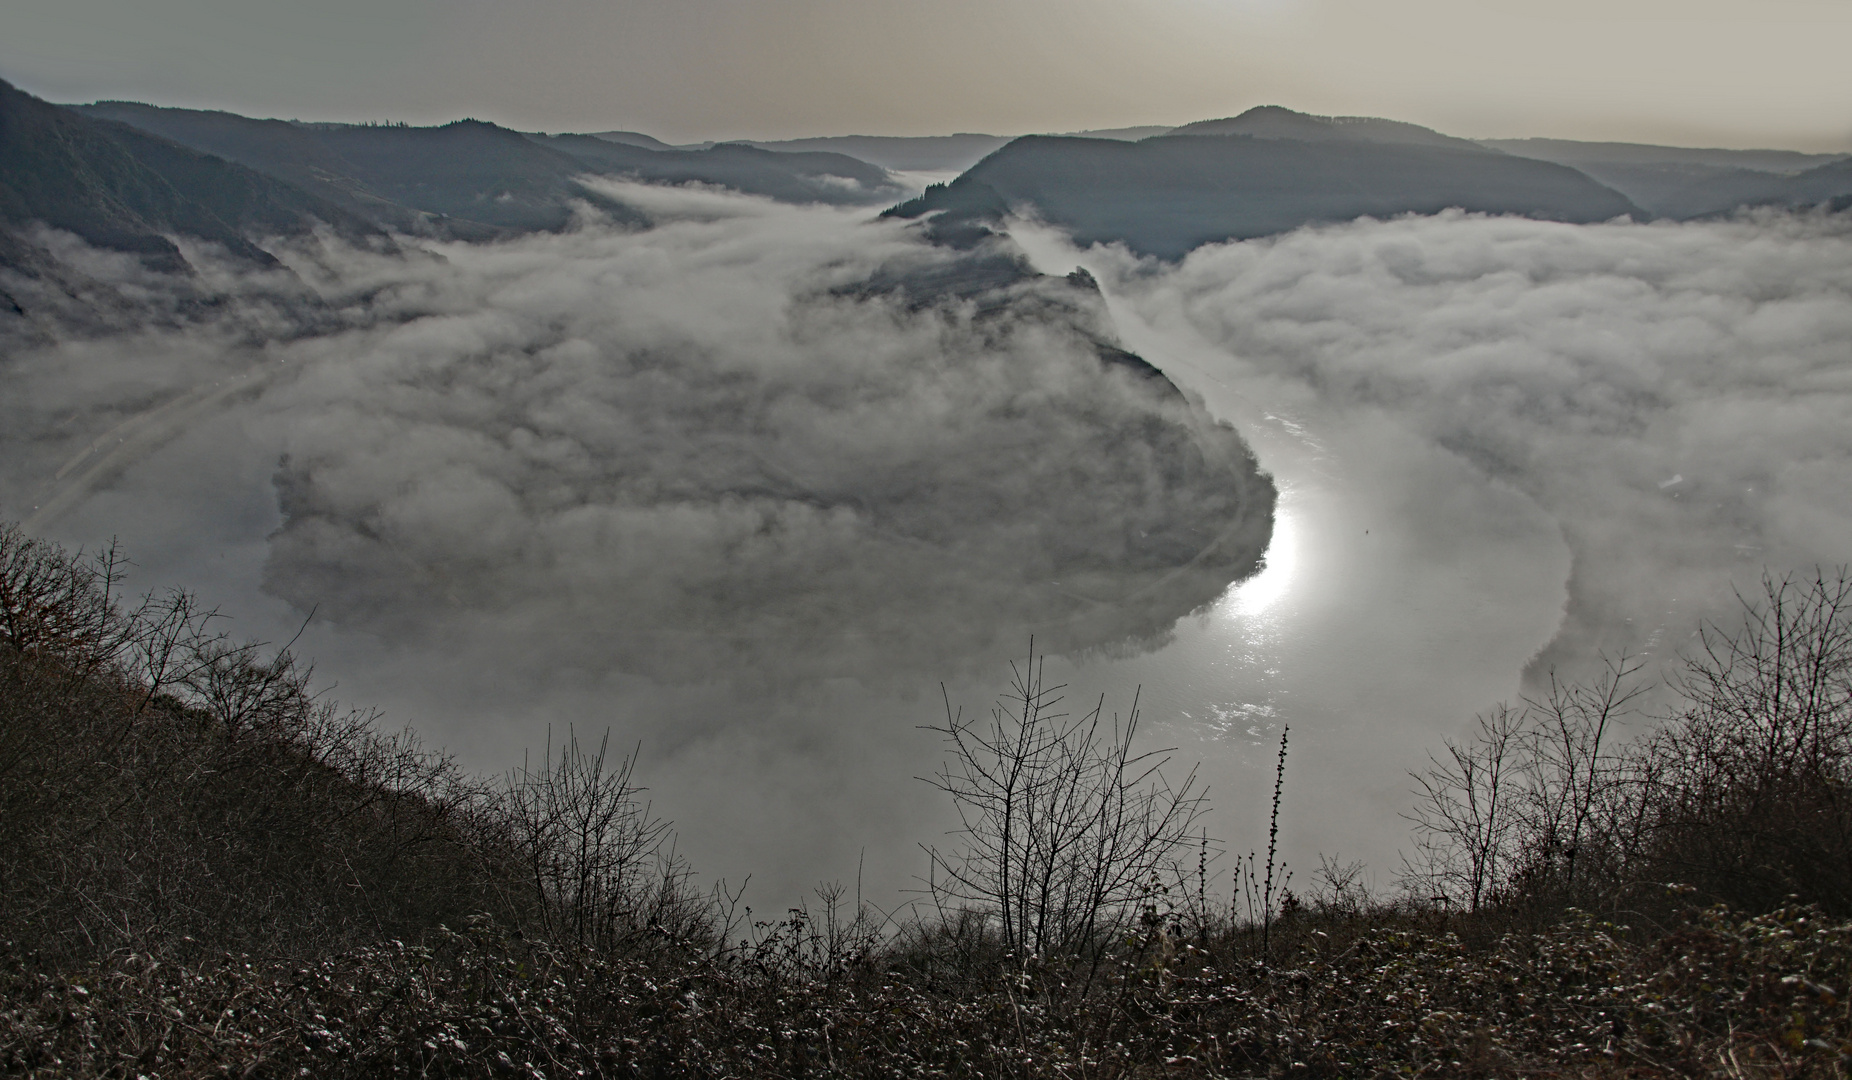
left=254, top=192, right=1267, bottom=683
left=13, top=187, right=1849, bottom=906
left=1082, top=206, right=1852, bottom=683
left=1, top=187, right=1275, bottom=902
left=6, top=187, right=1273, bottom=685
left=979, top=207, right=1852, bottom=885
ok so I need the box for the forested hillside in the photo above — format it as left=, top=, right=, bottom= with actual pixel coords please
left=5, top=522, right=1852, bottom=1077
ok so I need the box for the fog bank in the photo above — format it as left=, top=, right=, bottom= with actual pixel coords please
left=12, top=186, right=1849, bottom=908
left=999, top=208, right=1852, bottom=882
left=1, top=186, right=1274, bottom=905
left=1114, top=210, right=1852, bottom=672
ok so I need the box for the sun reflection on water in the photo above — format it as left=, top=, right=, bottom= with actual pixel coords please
left=1169, top=501, right=1302, bottom=748
left=1229, top=502, right=1298, bottom=617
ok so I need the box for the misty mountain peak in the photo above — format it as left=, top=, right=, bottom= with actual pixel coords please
left=1170, top=105, right=1490, bottom=153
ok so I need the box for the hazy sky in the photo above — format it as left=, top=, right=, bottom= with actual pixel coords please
left=4, top=0, right=1848, bottom=149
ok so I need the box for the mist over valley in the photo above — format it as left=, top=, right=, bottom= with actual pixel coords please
left=4, top=75, right=1852, bottom=913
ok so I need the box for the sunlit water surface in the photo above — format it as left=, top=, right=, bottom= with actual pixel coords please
left=1010, top=224, right=1572, bottom=888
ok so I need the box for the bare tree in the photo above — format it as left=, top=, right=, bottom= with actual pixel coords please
left=1517, top=654, right=1646, bottom=899
left=1310, top=854, right=1369, bottom=917
left=920, top=645, right=1207, bottom=967
left=1638, top=569, right=1852, bottom=911
left=0, top=523, right=129, bottom=673
left=1398, top=573, right=1852, bottom=919
left=1667, top=570, right=1852, bottom=790
left=504, top=730, right=692, bottom=953
left=1402, top=705, right=1524, bottom=911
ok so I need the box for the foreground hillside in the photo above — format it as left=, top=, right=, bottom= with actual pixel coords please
left=9, top=903, right=1850, bottom=1077
left=5, top=522, right=1852, bottom=1076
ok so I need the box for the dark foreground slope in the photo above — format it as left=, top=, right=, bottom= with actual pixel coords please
left=8, top=526, right=1852, bottom=1079
left=76, top=101, right=906, bottom=236
left=0, top=78, right=380, bottom=272
left=888, top=107, right=1639, bottom=258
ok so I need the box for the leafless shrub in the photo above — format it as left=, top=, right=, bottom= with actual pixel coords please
left=920, top=644, right=1208, bottom=970
left=1514, top=654, right=1647, bottom=902
left=1402, top=705, right=1525, bottom=911
left=502, top=729, right=712, bottom=955
left=0, top=523, right=128, bottom=673
left=1407, top=570, right=1852, bottom=921
left=1309, top=854, right=1370, bottom=917
left=15, top=522, right=1852, bottom=1075
left=1636, top=569, right=1852, bottom=912
left=0, top=525, right=518, bottom=961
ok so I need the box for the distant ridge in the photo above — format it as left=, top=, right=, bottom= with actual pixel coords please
left=1774, top=157, right=1852, bottom=211
left=606, top=128, right=1169, bottom=176
left=1049, top=126, right=1172, bottom=142
left=527, top=133, right=901, bottom=206
left=1170, top=105, right=1489, bottom=153
left=1480, top=137, right=1852, bottom=218
left=76, top=101, right=625, bottom=236
left=1478, top=138, right=1844, bottom=175
left=887, top=107, right=1640, bottom=258
left=1, top=78, right=381, bottom=272
left=74, top=101, right=907, bottom=238
left=737, top=134, right=1013, bottom=174
left=586, top=130, right=679, bottom=152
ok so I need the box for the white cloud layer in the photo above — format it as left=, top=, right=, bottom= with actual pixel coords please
left=10, top=193, right=1850, bottom=908
left=977, top=208, right=1845, bottom=889
left=1027, top=208, right=1852, bottom=699
left=1, top=190, right=1273, bottom=905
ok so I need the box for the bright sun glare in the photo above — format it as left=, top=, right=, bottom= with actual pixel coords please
left=1229, top=502, right=1297, bottom=616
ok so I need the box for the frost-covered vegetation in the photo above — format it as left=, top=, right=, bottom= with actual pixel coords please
left=3, top=522, right=1850, bottom=1078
